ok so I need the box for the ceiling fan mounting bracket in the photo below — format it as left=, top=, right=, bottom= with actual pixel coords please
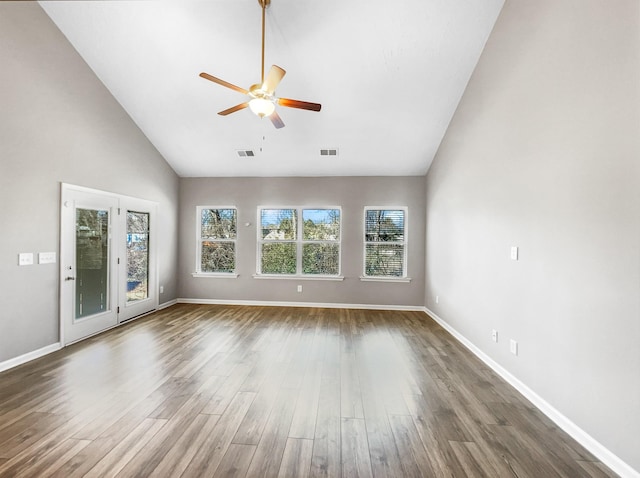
left=249, top=84, right=272, bottom=100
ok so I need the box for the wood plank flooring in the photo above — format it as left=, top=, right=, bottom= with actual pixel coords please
left=0, top=304, right=617, bottom=477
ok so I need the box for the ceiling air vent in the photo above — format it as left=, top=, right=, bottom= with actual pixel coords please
left=237, top=150, right=255, bottom=157
left=320, top=148, right=338, bottom=156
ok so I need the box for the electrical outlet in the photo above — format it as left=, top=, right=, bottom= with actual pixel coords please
left=510, top=339, right=518, bottom=355
left=297, top=285, right=302, bottom=293
left=491, top=330, right=498, bottom=342
left=435, top=295, right=439, bottom=304
left=160, top=286, right=164, bottom=294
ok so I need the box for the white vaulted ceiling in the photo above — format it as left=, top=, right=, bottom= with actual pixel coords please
left=39, top=0, right=504, bottom=177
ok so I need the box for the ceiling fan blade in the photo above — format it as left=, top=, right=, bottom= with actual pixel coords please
left=269, top=110, right=285, bottom=129
left=277, top=97, right=322, bottom=112
left=262, top=65, right=286, bottom=95
left=200, top=72, right=248, bottom=95
left=218, top=102, right=249, bottom=116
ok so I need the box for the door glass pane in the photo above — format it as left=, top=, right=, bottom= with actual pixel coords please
left=76, top=208, right=109, bottom=319
left=127, top=211, right=149, bottom=302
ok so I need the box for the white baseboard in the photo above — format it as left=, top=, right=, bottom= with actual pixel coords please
left=177, top=298, right=424, bottom=312
left=0, top=343, right=62, bottom=374
left=423, top=307, right=639, bottom=478
left=158, top=299, right=178, bottom=310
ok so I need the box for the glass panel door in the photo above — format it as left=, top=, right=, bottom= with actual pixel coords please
left=61, top=186, right=119, bottom=345
left=126, top=211, right=149, bottom=302
left=118, top=198, right=157, bottom=322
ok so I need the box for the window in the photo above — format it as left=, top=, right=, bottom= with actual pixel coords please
left=258, top=207, right=341, bottom=277
left=302, top=209, right=341, bottom=275
left=364, top=207, right=407, bottom=278
left=260, top=208, right=297, bottom=274
left=126, top=211, right=149, bottom=302
left=196, top=207, right=237, bottom=275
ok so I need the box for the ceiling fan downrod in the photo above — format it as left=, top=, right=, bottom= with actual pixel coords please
left=259, top=0, right=271, bottom=85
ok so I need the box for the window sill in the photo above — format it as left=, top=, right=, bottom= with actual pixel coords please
left=359, top=276, right=411, bottom=283
left=253, top=274, right=344, bottom=281
left=192, top=272, right=239, bottom=279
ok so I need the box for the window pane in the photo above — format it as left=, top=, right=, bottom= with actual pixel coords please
left=76, top=208, right=109, bottom=318
left=303, top=209, right=340, bottom=240
left=261, top=209, right=297, bottom=240
left=201, top=209, right=237, bottom=239
left=201, top=241, right=236, bottom=273
left=365, top=244, right=404, bottom=277
left=127, top=211, right=149, bottom=302
left=127, top=210, right=149, bottom=234
left=303, top=243, right=339, bottom=275
left=261, top=242, right=296, bottom=274
left=365, top=209, right=405, bottom=242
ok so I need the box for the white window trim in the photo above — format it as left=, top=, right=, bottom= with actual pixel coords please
left=195, top=205, right=238, bottom=277
left=256, top=206, right=342, bottom=278
left=359, top=276, right=411, bottom=283
left=362, top=206, right=409, bottom=281
left=253, top=274, right=344, bottom=281
left=192, top=272, right=239, bottom=279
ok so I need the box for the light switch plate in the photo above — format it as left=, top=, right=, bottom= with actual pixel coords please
left=39, top=252, right=56, bottom=264
left=510, top=246, right=519, bottom=261
left=18, top=253, right=34, bottom=266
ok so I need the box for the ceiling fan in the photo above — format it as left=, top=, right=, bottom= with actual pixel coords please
left=199, top=0, right=321, bottom=129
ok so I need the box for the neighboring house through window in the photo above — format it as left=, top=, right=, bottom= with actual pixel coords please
left=258, top=207, right=341, bottom=277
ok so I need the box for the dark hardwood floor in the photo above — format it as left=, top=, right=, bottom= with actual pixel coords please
left=0, top=304, right=617, bottom=477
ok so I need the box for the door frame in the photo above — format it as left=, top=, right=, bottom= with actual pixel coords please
left=60, top=183, right=159, bottom=346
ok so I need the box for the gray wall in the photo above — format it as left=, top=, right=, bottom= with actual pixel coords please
left=2, top=0, right=637, bottom=471
left=425, top=0, right=639, bottom=471
left=179, top=177, right=425, bottom=307
left=0, top=3, right=180, bottom=362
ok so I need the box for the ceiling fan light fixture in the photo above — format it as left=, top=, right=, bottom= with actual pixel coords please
left=249, top=97, right=275, bottom=117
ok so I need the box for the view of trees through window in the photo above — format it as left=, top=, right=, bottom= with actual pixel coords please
left=195, top=206, right=407, bottom=278
left=302, top=209, right=340, bottom=275
left=127, top=211, right=149, bottom=301
left=200, top=208, right=236, bottom=273
left=260, top=208, right=341, bottom=275
left=364, top=209, right=406, bottom=277
left=260, top=209, right=297, bottom=274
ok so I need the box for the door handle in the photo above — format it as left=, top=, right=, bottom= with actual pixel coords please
left=65, top=276, right=76, bottom=281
